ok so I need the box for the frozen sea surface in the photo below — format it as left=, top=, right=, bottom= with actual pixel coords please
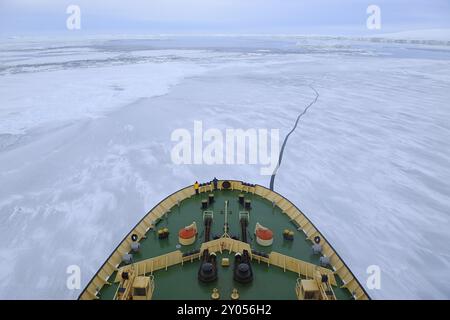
left=0, top=36, right=449, bottom=299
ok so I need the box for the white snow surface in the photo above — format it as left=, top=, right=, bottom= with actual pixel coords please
left=0, top=35, right=449, bottom=299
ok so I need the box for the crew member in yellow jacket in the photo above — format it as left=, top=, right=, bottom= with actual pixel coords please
left=194, top=181, right=199, bottom=194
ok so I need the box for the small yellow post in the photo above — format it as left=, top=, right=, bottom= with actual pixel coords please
left=211, top=288, right=220, bottom=300
left=230, top=288, right=239, bottom=300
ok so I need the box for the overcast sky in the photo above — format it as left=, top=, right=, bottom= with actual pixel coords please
left=1, top=0, right=449, bottom=36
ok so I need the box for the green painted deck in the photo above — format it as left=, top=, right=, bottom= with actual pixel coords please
left=97, top=189, right=353, bottom=300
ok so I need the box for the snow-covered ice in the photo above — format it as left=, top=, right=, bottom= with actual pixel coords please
left=0, top=35, right=449, bottom=299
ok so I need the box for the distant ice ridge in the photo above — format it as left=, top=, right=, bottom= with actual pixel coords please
left=370, top=29, right=450, bottom=41
left=291, top=29, right=450, bottom=46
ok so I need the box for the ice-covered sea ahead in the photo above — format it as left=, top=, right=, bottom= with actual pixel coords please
left=0, top=35, right=449, bottom=299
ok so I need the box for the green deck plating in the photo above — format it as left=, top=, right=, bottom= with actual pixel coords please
left=94, top=188, right=354, bottom=300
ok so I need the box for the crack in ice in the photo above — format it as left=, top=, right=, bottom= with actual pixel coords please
left=269, top=85, right=319, bottom=190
